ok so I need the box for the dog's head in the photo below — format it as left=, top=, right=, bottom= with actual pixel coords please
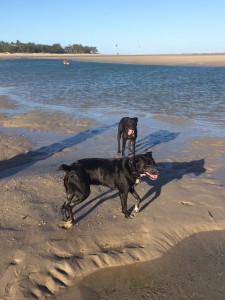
left=126, top=117, right=138, bottom=136
left=129, top=151, right=159, bottom=180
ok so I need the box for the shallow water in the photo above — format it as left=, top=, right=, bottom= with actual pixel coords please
left=1, top=59, right=225, bottom=126
left=0, top=59, right=225, bottom=181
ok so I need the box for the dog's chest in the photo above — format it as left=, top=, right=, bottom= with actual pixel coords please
left=125, top=132, right=136, bottom=139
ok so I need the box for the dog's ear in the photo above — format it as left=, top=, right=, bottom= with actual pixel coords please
left=58, top=164, right=71, bottom=173
left=145, top=151, right=153, bottom=156
left=129, top=156, right=141, bottom=174
left=130, top=155, right=141, bottom=165
left=134, top=117, right=138, bottom=123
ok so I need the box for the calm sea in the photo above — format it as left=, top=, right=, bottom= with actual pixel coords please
left=0, top=58, right=225, bottom=127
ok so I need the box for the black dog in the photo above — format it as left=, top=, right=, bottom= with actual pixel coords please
left=117, top=117, right=138, bottom=156
left=58, top=152, right=159, bottom=227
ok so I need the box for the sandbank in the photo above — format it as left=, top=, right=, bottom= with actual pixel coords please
left=0, top=93, right=225, bottom=299
left=1, top=52, right=225, bottom=66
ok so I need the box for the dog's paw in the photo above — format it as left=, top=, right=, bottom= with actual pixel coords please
left=130, top=205, right=139, bottom=217
left=58, top=220, right=73, bottom=229
left=130, top=211, right=137, bottom=218
left=134, top=205, right=139, bottom=213
left=125, top=213, right=134, bottom=219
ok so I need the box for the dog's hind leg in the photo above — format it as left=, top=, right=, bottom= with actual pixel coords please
left=61, top=192, right=75, bottom=221
left=63, top=187, right=91, bottom=225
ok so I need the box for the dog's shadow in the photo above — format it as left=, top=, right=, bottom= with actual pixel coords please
left=137, top=158, right=206, bottom=213
left=0, top=123, right=117, bottom=179
left=136, top=130, right=179, bottom=153
left=73, top=188, right=118, bottom=224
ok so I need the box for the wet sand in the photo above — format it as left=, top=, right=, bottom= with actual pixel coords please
left=60, top=230, right=225, bottom=300
left=1, top=52, right=225, bottom=66
left=0, top=91, right=225, bottom=299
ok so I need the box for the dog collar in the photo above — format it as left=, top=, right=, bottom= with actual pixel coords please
left=128, top=159, right=140, bottom=180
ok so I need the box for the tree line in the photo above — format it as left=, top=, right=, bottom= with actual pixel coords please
left=0, top=40, right=98, bottom=54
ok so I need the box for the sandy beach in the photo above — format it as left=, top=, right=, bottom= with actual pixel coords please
left=1, top=52, right=225, bottom=66
left=1, top=57, right=225, bottom=299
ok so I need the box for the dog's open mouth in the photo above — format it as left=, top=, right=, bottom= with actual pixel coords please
left=128, top=129, right=134, bottom=136
left=145, top=172, right=158, bottom=180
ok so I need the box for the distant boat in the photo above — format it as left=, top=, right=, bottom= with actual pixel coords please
left=63, top=60, right=69, bottom=65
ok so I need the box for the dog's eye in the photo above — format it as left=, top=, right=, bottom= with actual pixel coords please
left=146, top=163, right=154, bottom=168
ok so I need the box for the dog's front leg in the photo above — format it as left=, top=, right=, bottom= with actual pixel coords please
left=121, top=138, right=127, bottom=157
left=128, top=139, right=132, bottom=153
left=132, top=139, right=136, bottom=155
left=117, top=131, right=122, bottom=153
left=128, top=139, right=136, bottom=156
left=130, top=188, right=141, bottom=217
left=119, top=191, right=129, bottom=218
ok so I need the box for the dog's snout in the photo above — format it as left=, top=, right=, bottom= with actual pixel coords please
left=155, top=168, right=160, bottom=175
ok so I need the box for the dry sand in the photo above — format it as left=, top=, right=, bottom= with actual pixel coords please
left=1, top=52, right=225, bottom=66
left=1, top=71, right=225, bottom=299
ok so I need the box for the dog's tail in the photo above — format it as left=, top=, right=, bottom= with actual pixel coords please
left=58, top=164, right=72, bottom=173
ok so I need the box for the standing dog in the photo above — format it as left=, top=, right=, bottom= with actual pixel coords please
left=117, top=117, right=138, bottom=156
left=58, top=152, right=159, bottom=228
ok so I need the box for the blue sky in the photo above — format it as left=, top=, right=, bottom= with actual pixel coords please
left=1, top=0, right=225, bottom=54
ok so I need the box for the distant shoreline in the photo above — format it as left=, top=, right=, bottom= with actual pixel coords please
left=1, top=52, right=225, bottom=66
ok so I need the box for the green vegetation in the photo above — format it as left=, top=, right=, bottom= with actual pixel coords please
left=0, top=40, right=98, bottom=54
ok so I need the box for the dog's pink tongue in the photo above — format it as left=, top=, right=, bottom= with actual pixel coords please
left=128, top=129, right=134, bottom=135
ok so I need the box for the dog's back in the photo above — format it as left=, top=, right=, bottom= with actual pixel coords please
left=62, top=158, right=127, bottom=189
